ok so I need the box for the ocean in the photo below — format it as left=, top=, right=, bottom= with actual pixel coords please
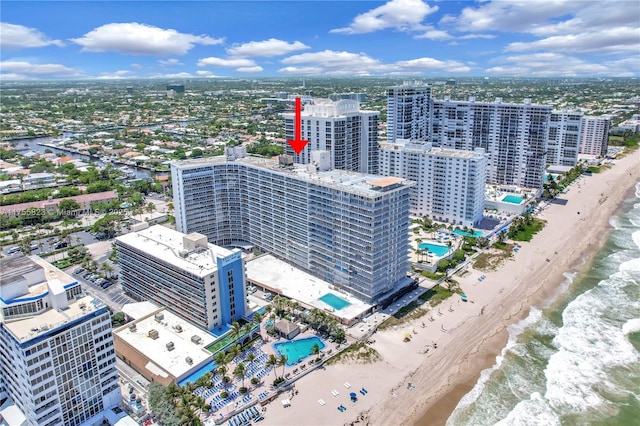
left=447, top=182, right=640, bottom=426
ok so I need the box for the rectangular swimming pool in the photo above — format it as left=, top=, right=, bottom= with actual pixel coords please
left=502, top=195, right=524, bottom=204
left=453, top=229, right=483, bottom=238
left=319, top=293, right=351, bottom=310
left=419, top=243, right=450, bottom=257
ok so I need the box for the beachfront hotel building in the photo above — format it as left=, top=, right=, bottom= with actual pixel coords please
left=171, top=155, right=414, bottom=303
left=283, top=98, right=380, bottom=174
left=115, top=225, right=246, bottom=331
left=386, top=82, right=432, bottom=143
left=579, top=115, right=611, bottom=157
left=0, top=255, right=120, bottom=426
left=430, top=97, right=551, bottom=189
left=379, top=140, right=487, bottom=227
left=547, top=110, right=582, bottom=167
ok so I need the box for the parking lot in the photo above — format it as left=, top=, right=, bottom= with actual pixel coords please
left=2, top=229, right=100, bottom=257
left=65, top=265, right=135, bottom=311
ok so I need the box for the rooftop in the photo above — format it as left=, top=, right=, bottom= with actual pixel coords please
left=114, top=308, right=216, bottom=380
left=3, top=294, right=104, bottom=344
left=380, top=140, right=485, bottom=159
left=116, top=225, right=240, bottom=278
left=245, top=254, right=372, bottom=322
left=0, top=255, right=76, bottom=300
left=172, top=156, right=414, bottom=198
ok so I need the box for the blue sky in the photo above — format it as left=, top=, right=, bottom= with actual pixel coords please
left=1, top=0, right=638, bottom=80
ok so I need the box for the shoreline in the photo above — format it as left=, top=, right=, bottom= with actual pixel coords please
left=407, top=150, right=640, bottom=426
left=256, top=149, right=640, bottom=426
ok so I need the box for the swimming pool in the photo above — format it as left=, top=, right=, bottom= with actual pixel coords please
left=502, top=195, right=524, bottom=204
left=419, top=243, right=450, bottom=257
left=319, top=293, right=351, bottom=310
left=453, top=229, right=483, bottom=238
left=273, top=336, right=326, bottom=365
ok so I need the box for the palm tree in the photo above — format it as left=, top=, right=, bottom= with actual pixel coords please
left=214, top=351, right=229, bottom=381
left=310, top=343, right=320, bottom=361
left=230, top=321, right=242, bottom=343
left=167, top=382, right=181, bottom=400
left=234, top=362, right=247, bottom=390
left=497, top=230, right=506, bottom=245
left=266, top=354, right=278, bottom=381
left=277, top=354, right=288, bottom=378
left=240, top=323, right=252, bottom=343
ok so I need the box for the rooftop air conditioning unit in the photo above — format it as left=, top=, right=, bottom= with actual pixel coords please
left=166, top=341, right=175, bottom=351
left=185, top=357, right=193, bottom=365
left=191, top=335, right=202, bottom=344
left=129, top=324, right=137, bottom=332
left=154, top=313, right=164, bottom=322
left=148, top=329, right=159, bottom=339
left=174, top=324, right=183, bottom=333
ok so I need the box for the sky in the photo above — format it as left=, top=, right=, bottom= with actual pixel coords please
left=1, top=0, right=639, bottom=80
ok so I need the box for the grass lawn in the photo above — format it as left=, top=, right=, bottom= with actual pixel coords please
left=474, top=244, right=514, bottom=271
left=509, top=218, right=545, bottom=242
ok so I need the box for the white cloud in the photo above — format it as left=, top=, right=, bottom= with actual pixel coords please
left=0, top=60, right=83, bottom=79
left=0, top=22, right=65, bottom=49
left=459, top=34, right=495, bottom=40
left=196, top=70, right=216, bottom=77
left=506, top=27, right=640, bottom=54
left=486, top=53, right=636, bottom=77
left=280, top=50, right=471, bottom=76
left=71, top=23, right=223, bottom=55
left=414, top=28, right=454, bottom=40
left=442, top=1, right=578, bottom=33
left=96, top=70, right=133, bottom=79
left=394, top=57, right=471, bottom=72
left=278, top=66, right=324, bottom=75
left=282, top=50, right=384, bottom=75
left=148, top=72, right=196, bottom=79
left=236, top=66, right=264, bottom=73
left=227, top=39, right=310, bottom=57
left=158, top=58, right=184, bottom=67
left=197, top=57, right=258, bottom=68
left=330, top=0, right=438, bottom=34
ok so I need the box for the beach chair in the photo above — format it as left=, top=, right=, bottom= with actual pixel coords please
left=318, top=399, right=326, bottom=406
left=344, top=382, right=351, bottom=388
left=331, top=389, right=339, bottom=396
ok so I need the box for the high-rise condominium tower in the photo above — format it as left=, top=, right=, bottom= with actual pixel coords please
left=579, top=116, right=611, bottom=157
left=386, top=82, right=431, bottom=143
left=0, top=256, right=120, bottom=426
left=283, top=98, right=380, bottom=174
left=171, top=156, right=414, bottom=303
left=379, top=140, right=487, bottom=227
left=431, top=97, right=551, bottom=189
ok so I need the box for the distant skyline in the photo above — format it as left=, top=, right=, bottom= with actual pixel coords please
left=1, top=0, right=638, bottom=80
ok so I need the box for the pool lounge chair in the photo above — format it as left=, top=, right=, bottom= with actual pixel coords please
left=344, top=382, right=351, bottom=388
left=331, top=389, right=339, bottom=396
left=318, top=399, right=326, bottom=406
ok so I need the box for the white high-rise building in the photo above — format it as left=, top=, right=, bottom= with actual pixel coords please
left=386, top=82, right=431, bottom=143
left=431, top=97, right=551, bottom=189
left=283, top=98, right=380, bottom=174
left=116, top=225, right=247, bottom=331
left=171, top=155, right=414, bottom=303
left=579, top=116, right=611, bottom=157
left=0, top=255, right=120, bottom=426
left=379, top=140, right=487, bottom=227
left=548, top=110, right=582, bottom=166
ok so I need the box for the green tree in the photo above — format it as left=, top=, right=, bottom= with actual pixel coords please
left=58, top=199, right=81, bottom=217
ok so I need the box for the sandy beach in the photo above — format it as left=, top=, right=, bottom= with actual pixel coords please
left=258, top=148, right=640, bottom=426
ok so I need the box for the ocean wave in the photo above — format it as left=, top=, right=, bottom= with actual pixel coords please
left=622, top=318, right=640, bottom=336
left=609, top=214, right=622, bottom=230
left=544, top=277, right=639, bottom=415
left=493, top=393, right=561, bottom=426
left=446, top=308, right=544, bottom=422
left=633, top=231, right=640, bottom=252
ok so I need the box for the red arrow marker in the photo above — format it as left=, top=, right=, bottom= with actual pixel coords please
left=287, top=97, right=309, bottom=155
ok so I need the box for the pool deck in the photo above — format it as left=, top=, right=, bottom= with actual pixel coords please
left=246, top=255, right=372, bottom=324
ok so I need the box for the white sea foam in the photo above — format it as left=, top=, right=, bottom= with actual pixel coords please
left=633, top=230, right=640, bottom=252
left=609, top=214, right=622, bottom=229
left=494, top=393, right=561, bottom=426
left=446, top=308, right=544, bottom=421
left=544, top=275, right=639, bottom=415
left=622, top=318, right=640, bottom=336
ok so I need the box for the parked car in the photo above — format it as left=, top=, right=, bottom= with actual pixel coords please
left=53, top=241, right=68, bottom=249
left=30, top=244, right=39, bottom=251
left=7, top=247, right=21, bottom=254
left=101, top=281, right=113, bottom=289
left=74, top=267, right=84, bottom=274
